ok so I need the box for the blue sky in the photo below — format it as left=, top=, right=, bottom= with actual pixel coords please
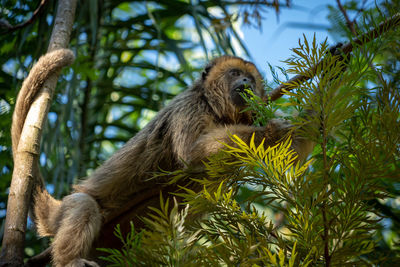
left=242, top=0, right=334, bottom=76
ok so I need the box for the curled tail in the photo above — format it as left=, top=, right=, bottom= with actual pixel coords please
left=11, top=48, right=75, bottom=157
left=11, top=49, right=75, bottom=236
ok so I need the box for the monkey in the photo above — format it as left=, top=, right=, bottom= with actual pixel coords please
left=11, top=53, right=315, bottom=266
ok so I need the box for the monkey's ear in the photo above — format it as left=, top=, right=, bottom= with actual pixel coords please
left=202, top=66, right=211, bottom=80
left=202, top=63, right=214, bottom=80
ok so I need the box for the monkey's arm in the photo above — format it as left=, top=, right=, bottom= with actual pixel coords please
left=187, top=119, right=314, bottom=165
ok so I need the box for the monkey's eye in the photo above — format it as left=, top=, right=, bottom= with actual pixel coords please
left=229, top=69, right=241, bottom=77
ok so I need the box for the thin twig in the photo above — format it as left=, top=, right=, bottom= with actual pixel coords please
left=24, top=247, right=51, bottom=267
left=336, top=2, right=388, bottom=90
left=0, top=0, right=49, bottom=35
left=221, top=0, right=290, bottom=7
left=336, top=0, right=357, bottom=35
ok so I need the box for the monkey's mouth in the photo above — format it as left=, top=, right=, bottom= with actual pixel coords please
left=231, top=83, right=254, bottom=107
left=234, top=84, right=253, bottom=94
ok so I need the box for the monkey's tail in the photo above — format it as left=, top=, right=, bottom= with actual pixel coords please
left=11, top=48, right=75, bottom=157
left=11, top=49, right=75, bottom=237
left=32, top=180, right=62, bottom=237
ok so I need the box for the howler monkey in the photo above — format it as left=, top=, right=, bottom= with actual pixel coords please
left=12, top=53, right=314, bottom=266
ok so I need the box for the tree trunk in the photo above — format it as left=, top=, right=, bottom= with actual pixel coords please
left=0, top=1, right=77, bottom=265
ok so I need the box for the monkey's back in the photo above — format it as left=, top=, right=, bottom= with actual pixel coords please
left=73, top=85, right=215, bottom=212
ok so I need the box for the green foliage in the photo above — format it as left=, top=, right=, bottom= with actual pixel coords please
left=241, top=89, right=277, bottom=126
left=98, top=222, right=142, bottom=266
left=101, top=136, right=315, bottom=266
left=101, top=11, right=400, bottom=265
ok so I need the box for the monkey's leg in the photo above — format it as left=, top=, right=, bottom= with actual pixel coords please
left=51, top=193, right=102, bottom=267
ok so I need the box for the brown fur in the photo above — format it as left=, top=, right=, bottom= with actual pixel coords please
left=11, top=49, right=75, bottom=157
left=12, top=55, right=314, bottom=266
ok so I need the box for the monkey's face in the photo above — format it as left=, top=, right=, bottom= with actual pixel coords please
left=227, top=67, right=257, bottom=107
left=202, top=56, right=264, bottom=110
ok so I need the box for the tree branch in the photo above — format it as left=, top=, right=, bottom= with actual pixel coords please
left=0, top=0, right=49, bottom=34
left=24, top=247, right=51, bottom=267
left=0, top=1, right=77, bottom=266
left=336, top=0, right=357, bottom=35
left=265, top=12, right=400, bottom=102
